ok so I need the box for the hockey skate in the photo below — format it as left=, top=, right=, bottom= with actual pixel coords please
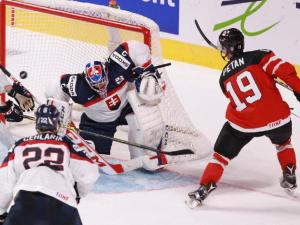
left=280, top=164, right=297, bottom=191
left=185, top=183, right=217, bottom=209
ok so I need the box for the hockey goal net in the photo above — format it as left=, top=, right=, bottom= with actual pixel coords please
left=0, top=0, right=211, bottom=157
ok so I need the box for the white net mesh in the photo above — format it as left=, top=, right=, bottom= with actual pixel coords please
left=3, top=0, right=212, bottom=157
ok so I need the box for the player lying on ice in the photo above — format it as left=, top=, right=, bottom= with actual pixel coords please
left=187, top=27, right=299, bottom=208
left=0, top=104, right=99, bottom=225
left=0, top=67, right=34, bottom=159
left=46, top=40, right=187, bottom=171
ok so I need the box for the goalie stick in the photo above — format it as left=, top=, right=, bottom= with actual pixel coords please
left=194, top=19, right=292, bottom=92
left=152, top=62, right=171, bottom=71
left=23, top=115, right=196, bottom=174
left=23, top=114, right=194, bottom=156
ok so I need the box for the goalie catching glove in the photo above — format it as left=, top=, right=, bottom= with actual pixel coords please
left=135, top=70, right=163, bottom=105
left=8, top=82, right=35, bottom=111
left=0, top=100, right=23, bottom=122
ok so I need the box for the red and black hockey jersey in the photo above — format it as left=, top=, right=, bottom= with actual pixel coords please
left=219, top=50, right=300, bottom=132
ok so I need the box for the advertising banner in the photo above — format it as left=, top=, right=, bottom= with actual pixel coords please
left=78, top=0, right=179, bottom=34
left=75, top=0, right=300, bottom=67
left=181, top=0, right=300, bottom=65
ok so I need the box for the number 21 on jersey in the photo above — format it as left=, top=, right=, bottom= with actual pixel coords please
left=226, top=71, right=262, bottom=111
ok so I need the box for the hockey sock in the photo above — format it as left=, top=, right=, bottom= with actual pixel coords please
left=200, top=152, right=229, bottom=185
left=275, top=139, right=297, bottom=170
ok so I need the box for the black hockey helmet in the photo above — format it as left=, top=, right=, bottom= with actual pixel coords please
left=218, top=28, right=244, bottom=60
left=35, top=104, right=60, bottom=134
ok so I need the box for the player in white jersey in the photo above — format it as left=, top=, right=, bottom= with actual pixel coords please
left=0, top=69, right=35, bottom=160
left=46, top=40, right=164, bottom=170
left=0, top=104, right=99, bottom=225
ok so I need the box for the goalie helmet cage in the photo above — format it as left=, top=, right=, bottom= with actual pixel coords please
left=0, top=0, right=211, bottom=157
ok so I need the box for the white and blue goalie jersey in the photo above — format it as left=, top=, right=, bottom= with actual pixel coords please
left=47, top=40, right=152, bottom=123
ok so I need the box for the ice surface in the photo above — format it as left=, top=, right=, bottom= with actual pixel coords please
left=8, top=60, right=300, bottom=225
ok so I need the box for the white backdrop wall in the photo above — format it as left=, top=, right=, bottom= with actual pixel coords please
left=160, top=0, right=300, bottom=65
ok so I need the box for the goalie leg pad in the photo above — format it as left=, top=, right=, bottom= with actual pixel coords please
left=126, top=90, right=165, bottom=171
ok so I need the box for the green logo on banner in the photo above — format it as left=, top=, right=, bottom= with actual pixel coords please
left=214, top=0, right=279, bottom=36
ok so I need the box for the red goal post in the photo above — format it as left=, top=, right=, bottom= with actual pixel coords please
left=0, top=0, right=212, bottom=157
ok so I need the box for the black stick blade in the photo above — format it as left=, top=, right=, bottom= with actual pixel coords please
left=162, top=149, right=194, bottom=156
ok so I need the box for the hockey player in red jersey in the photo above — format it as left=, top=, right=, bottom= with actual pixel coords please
left=187, top=28, right=299, bottom=208
left=0, top=104, right=99, bottom=225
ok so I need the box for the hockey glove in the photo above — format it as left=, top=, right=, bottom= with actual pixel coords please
left=0, top=212, right=7, bottom=225
left=0, top=100, right=23, bottom=122
left=8, top=82, right=35, bottom=111
left=131, top=64, right=157, bottom=80
left=131, top=66, right=145, bottom=79
left=293, top=91, right=300, bottom=102
left=135, top=71, right=163, bottom=106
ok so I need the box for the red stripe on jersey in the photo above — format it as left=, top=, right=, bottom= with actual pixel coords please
left=60, top=74, right=67, bottom=81
left=273, top=63, right=300, bottom=93
left=83, top=80, right=127, bottom=107
left=0, top=152, right=15, bottom=168
left=19, top=139, right=70, bottom=150
left=259, top=52, right=275, bottom=69
left=259, top=51, right=282, bottom=76
left=70, top=153, right=93, bottom=163
left=259, top=52, right=300, bottom=92
left=213, top=152, right=229, bottom=166
left=142, top=60, right=152, bottom=68
left=265, top=58, right=281, bottom=75
left=122, top=42, right=129, bottom=52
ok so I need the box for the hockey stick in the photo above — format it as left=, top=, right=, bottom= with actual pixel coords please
left=66, top=128, right=145, bottom=175
left=23, top=114, right=194, bottom=156
left=22, top=114, right=145, bottom=174
left=77, top=129, right=194, bottom=156
left=152, top=62, right=171, bottom=70
left=194, top=19, right=293, bottom=93
left=194, top=20, right=218, bottom=50
left=0, top=64, right=42, bottom=105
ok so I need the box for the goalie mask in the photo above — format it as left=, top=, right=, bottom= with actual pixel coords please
left=218, top=28, right=244, bottom=60
left=35, top=104, right=60, bottom=134
left=85, top=61, right=109, bottom=98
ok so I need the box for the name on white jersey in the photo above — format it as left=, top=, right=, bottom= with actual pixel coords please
left=110, top=51, right=131, bottom=69
left=23, top=134, right=63, bottom=142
